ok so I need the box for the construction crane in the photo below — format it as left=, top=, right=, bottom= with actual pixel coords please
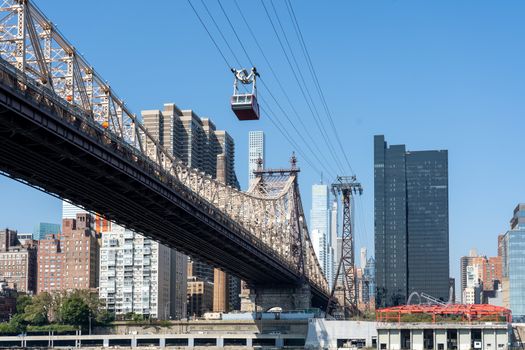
left=231, top=67, right=260, bottom=120
left=327, top=176, right=363, bottom=319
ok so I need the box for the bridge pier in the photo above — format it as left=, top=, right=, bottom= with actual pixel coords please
left=240, top=283, right=312, bottom=312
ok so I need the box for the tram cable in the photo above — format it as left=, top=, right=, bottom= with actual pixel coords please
left=216, top=0, right=339, bottom=177
left=285, top=0, right=355, bottom=175
left=198, top=0, right=338, bottom=177
left=186, top=0, right=327, bottom=176
left=198, top=0, right=242, bottom=68
left=260, top=0, right=346, bottom=175
left=185, top=0, right=231, bottom=69
left=228, top=0, right=338, bottom=177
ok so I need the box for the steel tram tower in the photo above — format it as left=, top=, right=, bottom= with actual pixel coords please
left=327, top=176, right=363, bottom=319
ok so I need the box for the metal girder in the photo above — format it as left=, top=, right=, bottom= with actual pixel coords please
left=328, top=175, right=363, bottom=319
left=0, top=0, right=329, bottom=295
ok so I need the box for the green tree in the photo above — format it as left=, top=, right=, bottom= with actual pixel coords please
left=8, top=314, right=26, bottom=334
left=132, top=313, right=144, bottom=323
left=23, top=293, right=53, bottom=326
left=58, top=294, right=89, bottom=330
left=16, top=295, right=32, bottom=315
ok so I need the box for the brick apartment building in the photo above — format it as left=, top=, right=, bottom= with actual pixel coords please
left=0, top=229, right=37, bottom=293
left=37, top=214, right=99, bottom=294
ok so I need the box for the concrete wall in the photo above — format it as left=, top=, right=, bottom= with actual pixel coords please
left=412, top=329, right=423, bottom=350
left=435, top=329, right=447, bottom=350
left=305, top=319, right=377, bottom=349
left=377, top=324, right=510, bottom=350
left=94, top=319, right=309, bottom=337
left=458, top=329, right=471, bottom=350
left=240, top=284, right=312, bottom=312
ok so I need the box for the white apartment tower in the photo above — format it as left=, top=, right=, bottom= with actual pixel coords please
left=99, top=224, right=187, bottom=319
left=310, top=183, right=336, bottom=287
left=330, top=200, right=338, bottom=288
left=248, top=131, right=265, bottom=188
left=62, top=201, right=86, bottom=219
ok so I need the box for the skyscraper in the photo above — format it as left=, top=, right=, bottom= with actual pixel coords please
left=374, top=135, right=449, bottom=307
left=310, top=183, right=335, bottom=286
left=502, top=203, right=525, bottom=321
left=330, top=200, right=338, bottom=288
left=248, top=131, right=265, bottom=188
left=33, top=222, right=61, bottom=240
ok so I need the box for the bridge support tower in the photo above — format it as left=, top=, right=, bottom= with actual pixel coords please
left=240, top=283, right=312, bottom=312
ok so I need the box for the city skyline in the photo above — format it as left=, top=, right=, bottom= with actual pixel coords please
left=0, top=2, right=524, bottom=348
left=0, top=0, right=524, bottom=298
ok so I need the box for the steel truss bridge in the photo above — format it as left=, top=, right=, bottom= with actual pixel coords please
left=0, top=0, right=329, bottom=307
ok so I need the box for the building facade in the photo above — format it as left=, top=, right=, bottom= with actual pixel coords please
left=0, top=229, right=36, bottom=293
left=37, top=214, right=99, bottom=294
left=374, top=135, right=449, bottom=307
left=502, top=203, right=525, bottom=321
left=16, top=233, right=33, bottom=246
left=310, top=184, right=335, bottom=287
left=248, top=131, right=265, bottom=188
left=98, top=224, right=186, bottom=320
left=187, top=276, right=213, bottom=318
left=460, top=248, right=502, bottom=304
left=142, top=103, right=240, bottom=311
left=0, top=282, right=17, bottom=322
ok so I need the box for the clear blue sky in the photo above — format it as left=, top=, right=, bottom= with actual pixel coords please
left=0, top=1, right=524, bottom=287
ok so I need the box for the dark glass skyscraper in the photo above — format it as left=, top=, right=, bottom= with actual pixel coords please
left=374, top=135, right=449, bottom=307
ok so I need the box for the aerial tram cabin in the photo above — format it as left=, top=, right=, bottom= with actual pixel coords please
left=231, top=67, right=260, bottom=121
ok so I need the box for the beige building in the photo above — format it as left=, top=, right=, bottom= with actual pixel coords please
left=187, top=276, right=213, bottom=318
left=142, top=103, right=241, bottom=311
left=0, top=229, right=37, bottom=293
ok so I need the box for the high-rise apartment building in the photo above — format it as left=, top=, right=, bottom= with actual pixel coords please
left=98, top=224, right=186, bottom=320
left=33, top=222, right=60, bottom=240
left=142, top=102, right=241, bottom=311
left=0, top=229, right=36, bottom=293
left=374, top=135, right=449, bottom=307
left=460, top=247, right=503, bottom=303
left=364, top=257, right=376, bottom=306
left=37, top=214, right=99, bottom=294
left=248, top=131, right=265, bottom=188
left=502, top=203, right=525, bottom=321
left=142, top=103, right=239, bottom=188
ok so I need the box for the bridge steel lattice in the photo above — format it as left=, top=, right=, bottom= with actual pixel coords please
left=0, top=0, right=329, bottom=306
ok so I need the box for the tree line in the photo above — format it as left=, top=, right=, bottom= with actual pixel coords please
left=0, top=290, right=114, bottom=334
